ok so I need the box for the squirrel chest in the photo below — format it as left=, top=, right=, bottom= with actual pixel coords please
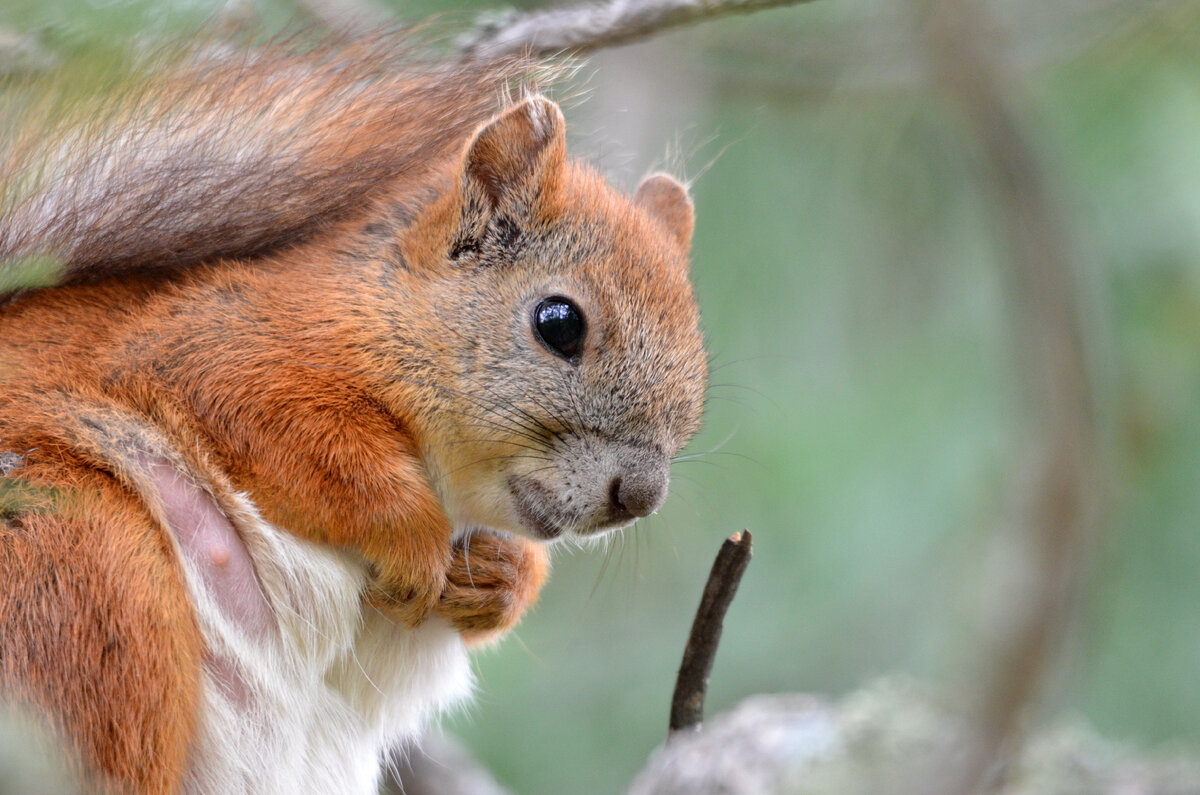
left=140, top=446, right=472, bottom=795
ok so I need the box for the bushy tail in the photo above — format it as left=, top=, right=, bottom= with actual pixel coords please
left=0, top=33, right=542, bottom=290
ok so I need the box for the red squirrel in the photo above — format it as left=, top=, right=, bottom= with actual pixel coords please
left=0, top=36, right=707, bottom=793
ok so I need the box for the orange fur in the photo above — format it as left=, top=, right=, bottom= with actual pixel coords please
left=0, top=442, right=202, bottom=791
left=0, top=37, right=706, bottom=793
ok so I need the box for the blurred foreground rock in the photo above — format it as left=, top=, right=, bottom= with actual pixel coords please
left=8, top=683, right=1198, bottom=794
left=0, top=707, right=82, bottom=795
left=628, top=680, right=1200, bottom=795
left=383, top=731, right=512, bottom=795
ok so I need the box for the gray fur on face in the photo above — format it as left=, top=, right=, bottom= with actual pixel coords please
left=412, top=184, right=705, bottom=541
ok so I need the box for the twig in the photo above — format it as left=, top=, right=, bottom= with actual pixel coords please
left=459, top=0, right=817, bottom=58
left=669, top=530, right=753, bottom=735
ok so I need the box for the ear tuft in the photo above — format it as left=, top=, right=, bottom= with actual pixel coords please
left=634, top=173, right=694, bottom=252
left=463, top=96, right=566, bottom=209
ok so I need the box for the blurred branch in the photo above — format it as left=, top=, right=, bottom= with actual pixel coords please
left=458, top=0, right=816, bottom=58
left=919, top=0, right=1104, bottom=791
left=0, top=0, right=1164, bottom=85
left=669, top=530, right=753, bottom=734
left=703, top=0, right=1155, bottom=96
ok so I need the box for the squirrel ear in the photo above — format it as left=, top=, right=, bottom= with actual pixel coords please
left=462, top=95, right=566, bottom=211
left=634, top=174, right=694, bottom=253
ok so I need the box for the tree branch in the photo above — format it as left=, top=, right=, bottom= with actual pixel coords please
left=669, top=530, right=753, bottom=734
left=919, top=0, right=1104, bottom=790
left=459, top=0, right=817, bottom=58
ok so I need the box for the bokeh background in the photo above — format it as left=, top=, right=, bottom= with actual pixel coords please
left=3, top=1, right=1200, bottom=793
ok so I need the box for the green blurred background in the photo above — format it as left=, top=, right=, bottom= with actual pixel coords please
left=4, top=1, right=1200, bottom=793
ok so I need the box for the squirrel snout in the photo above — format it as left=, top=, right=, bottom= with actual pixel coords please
left=509, top=446, right=672, bottom=537
left=607, top=468, right=667, bottom=521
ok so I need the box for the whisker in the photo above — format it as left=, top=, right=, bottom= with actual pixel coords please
left=430, top=451, right=553, bottom=484
left=415, top=334, right=569, bottom=434
left=395, top=379, right=552, bottom=446
left=587, top=534, right=617, bottom=602
left=671, top=423, right=740, bottom=463
left=288, top=357, right=555, bottom=444
left=462, top=527, right=476, bottom=590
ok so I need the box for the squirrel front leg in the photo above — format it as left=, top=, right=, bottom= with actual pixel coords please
left=435, top=531, right=548, bottom=646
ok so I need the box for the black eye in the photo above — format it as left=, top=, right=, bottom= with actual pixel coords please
left=533, top=297, right=585, bottom=361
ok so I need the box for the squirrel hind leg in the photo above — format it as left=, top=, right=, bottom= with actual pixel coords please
left=0, top=459, right=203, bottom=792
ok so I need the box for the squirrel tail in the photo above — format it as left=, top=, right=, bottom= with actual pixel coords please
left=0, top=33, right=547, bottom=290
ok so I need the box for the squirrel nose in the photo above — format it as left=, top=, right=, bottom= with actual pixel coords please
left=608, top=470, right=667, bottom=520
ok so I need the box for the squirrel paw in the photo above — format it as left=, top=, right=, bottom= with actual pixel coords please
left=366, top=569, right=446, bottom=629
left=436, top=530, right=548, bottom=645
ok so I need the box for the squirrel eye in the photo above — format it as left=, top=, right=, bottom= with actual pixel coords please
left=533, top=297, right=585, bottom=361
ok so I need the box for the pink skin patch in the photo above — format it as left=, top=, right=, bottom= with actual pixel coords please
left=145, top=457, right=275, bottom=639
left=143, top=456, right=276, bottom=705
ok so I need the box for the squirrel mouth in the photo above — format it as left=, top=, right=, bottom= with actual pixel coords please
left=507, top=475, right=639, bottom=540
left=507, top=476, right=566, bottom=541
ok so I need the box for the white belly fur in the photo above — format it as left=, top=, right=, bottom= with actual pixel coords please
left=174, top=489, right=472, bottom=795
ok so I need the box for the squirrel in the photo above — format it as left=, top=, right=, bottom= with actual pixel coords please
left=0, top=34, right=707, bottom=794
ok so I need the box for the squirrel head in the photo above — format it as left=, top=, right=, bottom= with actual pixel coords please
left=372, top=96, right=706, bottom=542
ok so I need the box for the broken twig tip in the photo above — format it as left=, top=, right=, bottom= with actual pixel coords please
left=668, top=529, right=754, bottom=736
